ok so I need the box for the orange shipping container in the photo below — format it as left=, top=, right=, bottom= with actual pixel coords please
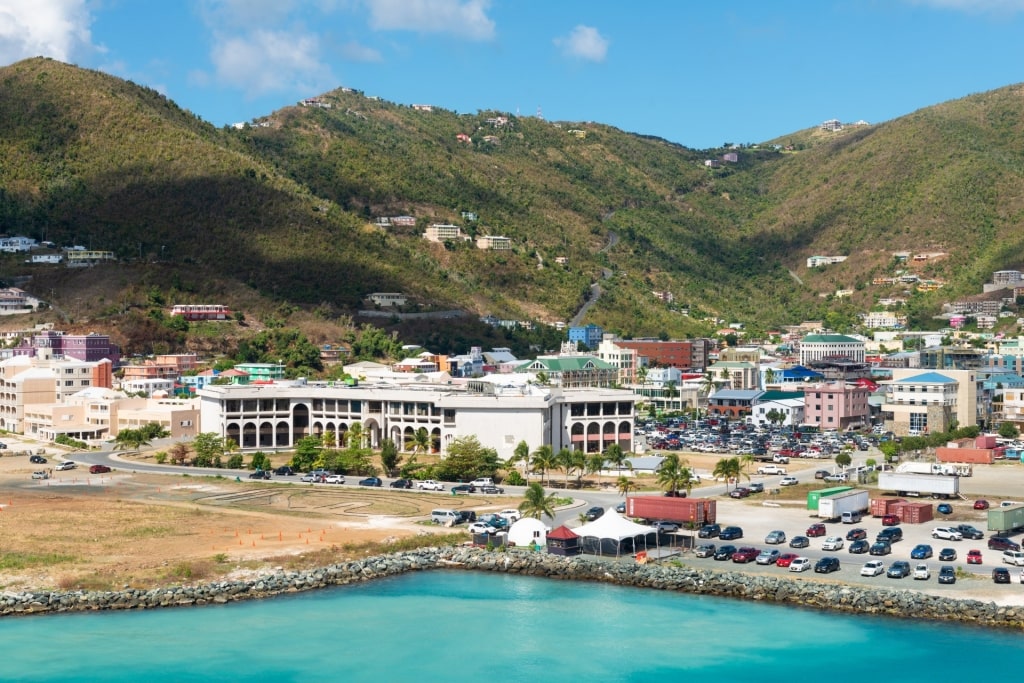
left=870, top=498, right=907, bottom=517
left=892, top=501, right=934, bottom=524
left=936, top=447, right=994, bottom=464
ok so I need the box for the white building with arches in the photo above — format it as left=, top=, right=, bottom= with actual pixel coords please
left=198, top=377, right=635, bottom=460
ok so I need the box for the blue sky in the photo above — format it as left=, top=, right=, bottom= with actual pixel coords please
left=2, top=0, right=1024, bottom=149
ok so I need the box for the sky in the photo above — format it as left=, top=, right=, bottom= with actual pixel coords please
left=2, top=0, right=1024, bottom=149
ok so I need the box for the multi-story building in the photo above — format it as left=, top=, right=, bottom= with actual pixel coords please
left=515, top=356, right=618, bottom=388
left=750, top=392, right=806, bottom=428
left=23, top=389, right=199, bottom=443
left=0, top=354, right=100, bottom=433
left=613, top=338, right=712, bottom=371
left=476, top=235, right=512, bottom=251
left=594, top=337, right=639, bottom=385
left=800, top=382, right=871, bottom=431
left=13, top=331, right=121, bottom=366
left=798, top=334, right=865, bottom=365
left=707, top=389, right=764, bottom=420
left=422, top=224, right=465, bottom=242
left=567, top=324, right=604, bottom=351
left=705, top=361, right=760, bottom=390
left=198, top=378, right=634, bottom=459
left=234, top=363, right=285, bottom=382
left=860, top=311, right=908, bottom=329
left=121, top=378, right=176, bottom=396
left=880, top=371, right=962, bottom=436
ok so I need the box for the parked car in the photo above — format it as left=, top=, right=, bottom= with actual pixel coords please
left=938, top=565, right=957, bottom=584
left=714, top=544, right=738, bottom=561
left=29, top=454, right=47, bottom=464
left=417, top=480, right=445, bottom=491
left=300, top=473, right=317, bottom=483
left=480, top=485, right=505, bottom=494
left=932, top=527, right=963, bottom=541
left=652, top=521, right=680, bottom=533
left=823, top=473, right=849, bottom=483
left=615, top=502, right=626, bottom=514
left=498, top=509, right=522, bottom=523
left=955, top=525, right=985, bottom=540
left=31, top=471, right=49, bottom=480
left=938, top=548, right=957, bottom=562
left=814, top=470, right=829, bottom=479
left=789, top=535, right=810, bottom=549
left=988, top=537, right=1021, bottom=552
left=756, top=549, right=781, bottom=565
left=89, top=464, right=112, bottom=475
left=585, top=506, right=605, bottom=521
left=845, top=528, right=867, bottom=541
left=993, top=567, right=1012, bottom=584
left=55, top=461, right=76, bottom=471
left=273, top=466, right=295, bottom=476
left=790, top=557, right=813, bottom=572
left=877, top=527, right=903, bottom=544
left=747, top=482, right=765, bottom=494
left=822, top=536, right=845, bottom=551
left=456, top=510, right=477, bottom=524
left=390, top=478, right=413, bottom=489
left=848, top=540, right=870, bottom=554
left=764, top=530, right=786, bottom=545
left=719, top=526, right=744, bottom=541
left=451, top=484, right=476, bottom=494
left=358, top=477, right=382, bottom=487
left=694, top=543, right=716, bottom=558
left=814, top=557, right=840, bottom=573
left=887, top=561, right=911, bottom=578
left=729, top=487, right=751, bottom=499
left=861, top=560, right=886, bottom=577
left=806, top=523, right=827, bottom=537
left=881, top=514, right=900, bottom=526
left=913, top=563, right=931, bottom=580
left=936, top=503, right=953, bottom=515
left=1001, top=550, right=1024, bottom=566
left=731, top=547, right=760, bottom=563
left=910, top=544, right=933, bottom=560
left=698, top=523, right=721, bottom=539
left=869, top=541, right=892, bottom=556
left=967, top=549, right=984, bottom=565
left=779, top=476, right=798, bottom=486
left=974, top=499, right=991, bottom=510
left=247, top=469, right=270, bottom=480
left=324, top=474, right=345, bottom=484
left=467, top=522, right=497, bottom=535
left=775, top=553, right=798, bottom=568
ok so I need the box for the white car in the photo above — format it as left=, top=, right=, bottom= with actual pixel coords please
left=757, top=464, right=786, bottom=475
left=467, top=522, right=497, bottom=535
left=861, top=560, right=885, bottom=577
left=498, top=509, right=521, bottom=523
left=324, top=474, right=345, bottom=484
left=779, top=476, right=798, bottom=486
left=913, top=563, right=931, bottom=580
left=931, top=527, right=963, bottom=541
left=417, top=480, right=445, bottom=491
left=31, top=470, right=49, bottom=480
left=789, top=557, right=812, bottom=572
left=822, top=536, right=845, bottom=551
left=55, top=461, right=76, bottom=471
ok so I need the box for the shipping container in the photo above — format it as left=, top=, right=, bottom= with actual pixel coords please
left=817, top=489, right=870, bottom=520
left=976, top=435, right=998, bottom=449
left=806, top=486, right=853, bottom=511
left=625, top=496, right=716, bottom=525
left=987, top=505, right=1024, bottom=533
left=891, top=501, right=933, bottom=524
left=870, top=498, right=907, bottom=517
left=936, top=447, right=994, bottom=464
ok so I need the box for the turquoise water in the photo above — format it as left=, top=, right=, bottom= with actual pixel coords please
left=2, top=571, right=1023, bottom=681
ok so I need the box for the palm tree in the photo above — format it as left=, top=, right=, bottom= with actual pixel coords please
left=405, top=427, right=431, bottom=456
left=518, top=482, right=557, bottom=520
left=345, top=422, right=364, bottom=449
left=740, top=453, right=755, bottom=476
left=511, top=440, right=531, bottom=483
left=604, top=443, right=631, bottom=478
left=556, top=447, right=578, bottom=487
left=763, top=367, right=777, bottom=388
left=586, top=451, right=606, bottom=486
left=531, top=444, right=556, bottom=485
left=636, top=365, right=648, bottom=387
left=114, top=429, right=150, bottom=452
left=656, top=453, right=692, bottom=496
left=616, top=475, right=637, bottom=497
left=712, top=457, right=741, bottom=492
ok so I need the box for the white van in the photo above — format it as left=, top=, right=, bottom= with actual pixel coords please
left=470, top=477, right=494, bottom=487
left=431, top=509, right=461, bottom=526
left=1002, top=550, right=1024, bottom=566
left=841, top=511, right=862, bottom=524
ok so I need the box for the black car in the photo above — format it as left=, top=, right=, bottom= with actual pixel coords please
left=456, top=510, right=477, bottom=524
left=698, top=524, right=721, bottom=539
left=248, top=469, right=271, bottom=479
left=848, top=539, right=870, bottom=554
left=719, top=526, right=744, bottom=541
left=789, top=535, right=810, bottom=549
left=814, top=557, right=840, bottom=573
left=993, top=567, right=1012, bottom=584
left=877, top=527, right=903, bottom=544
left=29, top=454, right=47, bottom=464
left=887, top=561, right=911, bottom=578
left=938, top=565, right=957, bottom=584
left=480, top=485, right=505, bottom=494
left=713, top=544, right=738, bottom=561
left=390, top=478, right=413, bottom=489
left=615, top=502, right=626, bottom=514
left=988, top=537, right=1021, bottom=551
left=938, top=548, right=957, bottom=562
left=358, top=477, right=383, bottom=487
left=585, top=506, right=605, bottom=521
left=956, top=525, right=985, bottom=540
left=273, top=466, right=295, bottom=476
left=451, top=484, right=476, bottom=494
left=869, top=541, right=892, bottom=556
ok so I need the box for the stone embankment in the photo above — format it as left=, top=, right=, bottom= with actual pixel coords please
left=3, top=547, right=1023, bottom=628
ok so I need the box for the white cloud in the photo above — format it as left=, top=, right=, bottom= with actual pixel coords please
left=208, top=29, right=335, bottom=98
left=904, top=0, right=1024, bottom=13
left=0, top=0, right=98, bottom=64
left=364, top=0, right=495, bottom=40
left=339, top=40, right=382, bottom=62
left=554, top=25, right=608, bottom=63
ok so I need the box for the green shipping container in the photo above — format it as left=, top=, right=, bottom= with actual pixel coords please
left=988, top=505, right=1024, bottom=533
left=807, top=486, right=854, bottom=511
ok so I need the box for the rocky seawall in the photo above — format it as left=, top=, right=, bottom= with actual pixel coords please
left=3, top=547, right=1023, bottom=628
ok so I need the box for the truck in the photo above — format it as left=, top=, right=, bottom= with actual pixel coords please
left=625, top=496, right=716, bottom=525
left=756, top=464, right=787, bottom=475
left=877, top=472, right=959, bottom=499
left=988, top=505, right=1024, bottom=534
left=895, top=462, right=959, bottom=476
left=816, top=489, right=870, bottom=521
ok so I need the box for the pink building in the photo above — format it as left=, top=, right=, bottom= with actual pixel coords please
left=800, top=382, right=871, bottom=430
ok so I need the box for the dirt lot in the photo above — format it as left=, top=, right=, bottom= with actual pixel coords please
left=0, top=453, right=503, bottom=592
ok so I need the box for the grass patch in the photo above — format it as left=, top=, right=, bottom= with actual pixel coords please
left=0, top=551, right=77, bottom=570
left=123, top=524, right=176, bottom=539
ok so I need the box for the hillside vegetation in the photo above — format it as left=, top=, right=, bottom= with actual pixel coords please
left=2, top=57, right=1024, bottom=351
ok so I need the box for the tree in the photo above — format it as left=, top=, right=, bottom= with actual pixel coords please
left=531, top=444, right=556, bottom=485
left=616, top=475, right=637, bottom=497
left=168, top=441, right=190, bottom=465
left=656, top=453, right=692, bottom=496
left=835, top=451, right=853, bottom=469
left=712, top=457, right=742, bottom=491
left=434, top=435, right=499, bottom=482
left=380, top=438, right=401, bottom=476
left=765, top=408, right=785, bottom=428
left=510, top=440, right=531, bottom=484
left=191, top=432, right=226, bottom=468
left=763, top=368, right=777, bottom=387
left=604, top=443, right=631, bottom=477
left=344, top=422, right=365, bottom=449
left=405, top=427, right=432, bottom=456
left=636, top=365, right=648, bottom=387
left=250, top=451, right=272, bottom=471
left=113, top=429, right=150, bottom=452
left=586, top=451, right=607, bottom=486
left=999, top=422, right=1020, bottom=439
left=139, top=422, right=170, bottom=441
left=518, top=482, right=557, bottom=520
left=291, top=435, right=323, bottom=472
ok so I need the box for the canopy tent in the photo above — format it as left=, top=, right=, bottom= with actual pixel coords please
left=546, top=524, right=581, bottom=556
left=571, top=509, right=657, bottom=557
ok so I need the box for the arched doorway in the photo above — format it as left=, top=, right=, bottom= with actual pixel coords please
left=292, top=404, right=309, bottom=443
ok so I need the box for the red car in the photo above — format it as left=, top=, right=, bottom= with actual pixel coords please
left=881, top=514, right=900, bottom=526
left=806, top=523, right=827, bottom=537
left=967, top=549, right=984, bottom=565
left=775, top=553, right=798, bottom=568
left=89, top=464, right=111, bottom=474
left=974, top=500, right=990, bottom=510
left=731, top=547, right=760, bottom=563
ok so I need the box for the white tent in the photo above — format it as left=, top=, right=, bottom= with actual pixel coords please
left=572, top=509, right=657, bottom=556
left=508, top=517, right=549, bottom=548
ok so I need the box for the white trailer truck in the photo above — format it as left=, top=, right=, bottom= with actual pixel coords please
left=878, top=472, right=960, bottom=498
left=817, top=489, right=870, bottom=520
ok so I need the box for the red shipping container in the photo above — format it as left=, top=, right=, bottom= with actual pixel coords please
left=892, top=501, right=933, bottom=524
left=976, top=435, right=997, bottom=449
left=937, top=447, right=995, bottom=464
left=625, top=496, right=716, bottom=525
left=870, top=498, right=906, bottom=517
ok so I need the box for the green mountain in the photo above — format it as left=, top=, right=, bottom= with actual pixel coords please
left=2, top=57, right=1023, bottom=348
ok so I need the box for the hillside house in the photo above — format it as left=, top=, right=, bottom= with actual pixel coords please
left=66, top=250, right=115, bottom=267
left=423, top=224, right=466, bottom=243
left=806, top=255, right=847, bottom=268
left=367, top=293, right=408, bottom=308
left=476, top=235, right=511, bottom=251
left=0, top=236, right=37, bottom=252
